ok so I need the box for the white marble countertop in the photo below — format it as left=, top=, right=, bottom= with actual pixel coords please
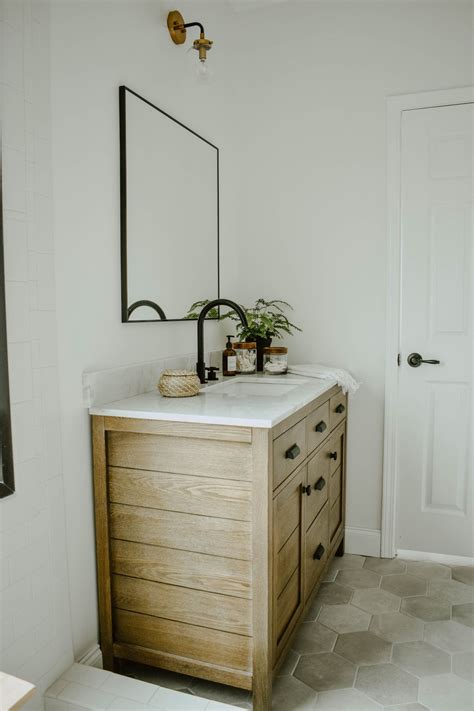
left=89, top=374, right=337, bottom=428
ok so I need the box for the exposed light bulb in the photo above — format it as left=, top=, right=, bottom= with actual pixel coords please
left=196, top=60, right=213, bottom=83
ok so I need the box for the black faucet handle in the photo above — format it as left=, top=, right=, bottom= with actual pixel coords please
left=206, top=366, right=219, bottom=381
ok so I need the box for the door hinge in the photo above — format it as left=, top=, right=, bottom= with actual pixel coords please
left=397, top=353, right=401, bottom=366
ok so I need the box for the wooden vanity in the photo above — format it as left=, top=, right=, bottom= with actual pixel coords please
left=92, top=382, right=347, bottom=710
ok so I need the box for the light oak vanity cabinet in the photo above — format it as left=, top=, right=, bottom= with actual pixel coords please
left=92, top=384, right=347, bottom=710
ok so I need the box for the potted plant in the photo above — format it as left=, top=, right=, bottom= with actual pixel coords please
left=185, top=298, right=302, bottom=371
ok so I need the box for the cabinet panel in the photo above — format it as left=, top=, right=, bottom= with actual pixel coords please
left=329, top=392, right=347, bottom=430
left=304, top=502, right=329, bottom=600
left=306, top=401, right=330, bottom=455
left=330, top=465, right=342, bottom=505
left=325, top=425, right=344, bottom=476
left=274, top=466, right=305, bottom=552
left=276, top=527, right=300, bottom=597
left=330, top=496, right=342, bottom=541
left=305, top=449, right=330, bottom=530
left=276, top=567, right=300, bottom=641
left=273, top=420, right=306, bottom=489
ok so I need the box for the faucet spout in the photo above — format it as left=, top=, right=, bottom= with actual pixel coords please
left=196, top=299, right=248, bottom=384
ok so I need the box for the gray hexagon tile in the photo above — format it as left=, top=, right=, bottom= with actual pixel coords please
left=452, top=566, right=474, bottom=587
left=336, top=569, right=381, bottom=589
left=405, top=561, right=451, bottom=580
left=311, top=688, right=381, bottom=710
left=401, top=595, right=451, bottom=622
left=294, top=651, right=356, bottom=692
left=452, top=651, right=474, bottom=683
left=418, top=672, right=474, bottom=711
left=272, top=674, right=317, bottom=711
left=329, top=554, right=365, bottom=570
left=392, top=640, right=450, bottom=677
left=352, top=588, right=401, bottom=615
left=369, top=612, right=424, bottom=643
left=304, top=582, right=353, bottom=621
left=318, top=604, right=371, bottom=634
left=363, top=557, right=406, bottom=575
left=335, top=630, right=392, bottom=665
left=424, top=620, right=474, bottom=653
left=381, top=573, right=427, bottom=598
left=291, top=621, right=337, bottom=655
left=276, top=649, right=299, bottom=676
left=429, top=579, right=474, bottom=604
left=453, top=602, right=474, bottom=628
left=355, top=663, right=418, bottom=706
left=386, top=705, right=429, bottom=711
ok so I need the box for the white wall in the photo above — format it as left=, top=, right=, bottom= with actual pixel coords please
left=0, top=0, right=74, bottom=705
left=227, top=0, right=472, bottom=536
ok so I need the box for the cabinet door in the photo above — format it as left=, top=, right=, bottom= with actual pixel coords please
left=324, top=423, right=346, bottom=544
left=273, top=466, right=305, bottom=656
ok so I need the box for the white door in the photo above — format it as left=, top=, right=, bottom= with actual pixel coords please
left=396, top=103, right=473, bottom=558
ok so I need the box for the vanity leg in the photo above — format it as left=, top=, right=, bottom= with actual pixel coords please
left=335, top=536, right=345, bottom=557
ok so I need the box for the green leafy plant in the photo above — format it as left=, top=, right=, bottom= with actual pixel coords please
left=184, top=298, right=302, bottom=341
left=184, top=300, right=220, bottom=320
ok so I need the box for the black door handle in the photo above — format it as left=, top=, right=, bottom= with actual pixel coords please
left=315, top=420, right=327, bottom=433
left=407, top=352, right=440, bottom=368
left=314, top=477, right=326, bottom=491
left=302, top=484, right=312, bottom=496
left=335, top=404, right=345, bottom=414
left=285, top=443, right=300, bottom=460
left=329, top=451, right=338, bottom=461
left=313, top=543, right=325, bottom=560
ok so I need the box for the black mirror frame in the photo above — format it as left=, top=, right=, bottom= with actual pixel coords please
left=0, top=140, right=15, bottom=499
left=119, top=85, right=220, bottom=323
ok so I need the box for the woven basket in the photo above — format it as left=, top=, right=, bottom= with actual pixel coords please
left=158, top=369, right=201, bottom=398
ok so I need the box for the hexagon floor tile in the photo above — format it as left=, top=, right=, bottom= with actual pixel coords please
left=429, top=579, right=474, bottom=604
left=381, top=573, right=427, bottom=597
left=329, top=553, right=365, bottom=570
left=293, top=652, right=356, bottom=692
left=318, top=603, right=371, bottom=634
left=405, top=561, right=451, bottom=580
left=304, top=582, right=353, bottom=620
left=424, top=620, right=474, bottom=653
left=400, top=595, right=451, bottom=622
left=335, top=569, right=381, bottom=589
left=363, top=557, right=406, bottom=575
left=453, top=602, right=474, bottom=628
left=452, top=651, right=474, bottom=683
left=335, top=630, right=392, bottom=665
left=418, top=672, right=474, bottom=711
left=272, top=674, right=317, bottom=711
left=311, top=688, right=381, bottom=710
left=369, top=611, right=424, bottom=643
left=291, top=621, right=337, bottom=655
left=392, top=640, right=451, bottom=677
left=351, top=587, right=400, bottom=615
left=451, top=565, right=474, bottom=586
left=355, top=663, right=418, bottom=706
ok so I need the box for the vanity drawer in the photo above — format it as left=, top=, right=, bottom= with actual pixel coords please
left=326, top=424, right=344, bottom=476
left=273, top=420, right=306, bottom=489
left=305, top=502, right=329, bottom=600
left=330, top=496, right=342, bottom=540
left=276, top=527, right=300, bottom=597
left=329, top=391, right=347, bottom=429
left=330, top=465, right=342, bottom=505
left=276, top=567, right=301, bottom=642
left=306, top=401, right=330, bottom=455
left=305, top=449, right=329, bottom=530
left=274, top=467, right=305, bottom=552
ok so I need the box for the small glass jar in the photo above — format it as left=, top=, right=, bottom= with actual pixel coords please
left=233, top=342, right=257, bottom=374
left=263, top=346, right=288, bottom=375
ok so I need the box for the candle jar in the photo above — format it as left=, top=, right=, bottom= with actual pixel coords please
left=234, top=342, right=257, bottom=374
left=263, top=346, right=288, bottom=375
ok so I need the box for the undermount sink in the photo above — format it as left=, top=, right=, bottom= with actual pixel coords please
left=204, top=377, right=307, bottom=397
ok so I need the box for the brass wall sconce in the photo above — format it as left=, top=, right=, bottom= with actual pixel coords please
left=167, top=10, right=213, bottom=80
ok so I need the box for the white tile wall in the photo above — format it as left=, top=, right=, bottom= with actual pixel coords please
left=0, top=1, right=74, bottom=707
left=44, top=664, right=241, bottom=711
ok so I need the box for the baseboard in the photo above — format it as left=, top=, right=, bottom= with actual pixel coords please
left=77, top=644, right=103, bottom=668
left=345, top=527, right=381, bottom=557
left=397, top=549, right=474, bottom=566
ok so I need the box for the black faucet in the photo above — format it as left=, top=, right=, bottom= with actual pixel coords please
left=196, top=299, right=248, bottom=384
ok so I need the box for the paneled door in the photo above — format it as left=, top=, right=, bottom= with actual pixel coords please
left=397, top=103, right=473, bottom=557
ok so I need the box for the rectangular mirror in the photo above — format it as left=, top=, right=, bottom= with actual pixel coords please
left=0, top=146, right=15, bottom=499
left=120, top=86, right=219, bottom=322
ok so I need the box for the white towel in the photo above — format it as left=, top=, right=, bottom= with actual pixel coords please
left=288, top=363, right=360, bottom=395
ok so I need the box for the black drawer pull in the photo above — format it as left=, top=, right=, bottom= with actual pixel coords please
left=329, top=451, right=338, bottom=461
left=315, top=420, right=327, bottom=433
left=313, top=543, right=325, bottom=560
left=314, top=477, right=326, bottom=491
left=285, top=443, right=300, bottom=460
left=335, top=403, right=345, bottom=414
left=302, top=484, right=312, bottom=496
